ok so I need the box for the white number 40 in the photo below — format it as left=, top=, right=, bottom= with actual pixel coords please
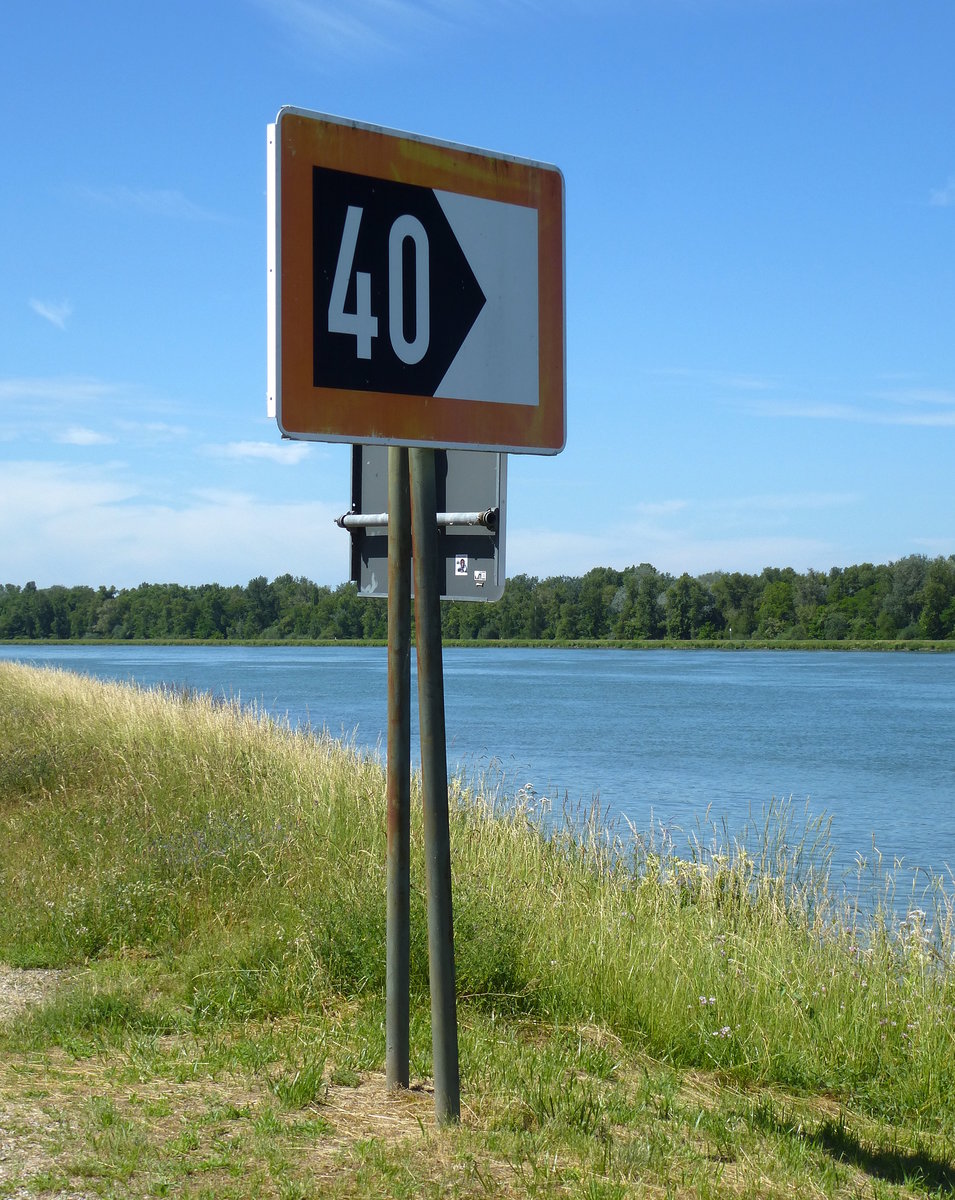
left=328, top=205, right=430, bottom=366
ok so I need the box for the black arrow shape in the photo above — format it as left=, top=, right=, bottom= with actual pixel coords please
left=313, top=166, right=486, bottom=397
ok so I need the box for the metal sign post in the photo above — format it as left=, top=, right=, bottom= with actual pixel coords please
left=385, top=446, right=411, bottom=1091
left=409, top=447, right=460, bottom=1123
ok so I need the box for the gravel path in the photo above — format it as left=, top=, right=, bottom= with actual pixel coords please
left=0, top=966, right=96, bottom=1198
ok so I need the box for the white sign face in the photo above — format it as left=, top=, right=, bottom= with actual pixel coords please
left=431, top=192, right=538, bottom=407
left=268, top=107, right=565, bottom=454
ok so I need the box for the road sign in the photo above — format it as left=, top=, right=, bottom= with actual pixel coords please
left=340, top=445, right=506, bottom=601
left=267, top=107, right=564, bottom=454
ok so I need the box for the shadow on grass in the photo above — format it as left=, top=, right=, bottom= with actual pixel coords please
left=810, top=1117, right=955, bottom=1193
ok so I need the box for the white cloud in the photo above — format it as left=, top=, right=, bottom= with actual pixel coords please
left=205, top=440, right=313, bottom=465
left=929, top=176, right=955, bottom=207
left=873, top=387, right=955, bottom=407
left=56, top=426, right=117, bottom=447
left=76, top=185, right=226, bottom=222
left=750, top=393, right=955, bottom=427
left=253, top=0, right=398, bottom=55
left=0, top=461, right=138, bottom=521
left=0, top=376, right=120, bottom=405
left=650, top=366, right=778, bottom=393
left=29, top=299, right=72, bottom=330
left=654, top=368, right=955, bottom=428
left=913, top=536, right=955, bottom=556
left=252, top=0, right=580, bottom=59
left=632, top=499, right=689, bottom=517
left=0, top=460, right=348, bottom=587
left=716, top=491, right=860, bottom=514
left=504, top=486, right=866, bottom=580
left=116, top=420, right=189, bottom=440
left=507, top=525, right=836, bottom=580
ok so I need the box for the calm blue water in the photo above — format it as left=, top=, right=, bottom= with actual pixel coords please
left=3, top=644, right=954, bottom=889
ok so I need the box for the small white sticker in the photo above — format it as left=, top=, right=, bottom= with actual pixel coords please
left=455, top=555, right=469, bottom=577
left=474, top=570, right=487, bottom=587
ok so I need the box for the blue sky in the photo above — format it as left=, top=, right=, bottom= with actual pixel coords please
left=2, top=0, right=953, bottom=589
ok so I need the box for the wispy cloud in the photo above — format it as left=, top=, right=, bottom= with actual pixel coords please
left=649, top=367, right=779, bottom=393
left=115, top=419, right=190, bottom=441
left=749, top=389, right=955, bottom=428
left=206, top=440, right=313, bottom=465
left=929, top=176, right=955, bottom=207
left=76, top=185, right=226, bottom=222
left=29, top=299, right=72, bottom=330
left=253, top=0, right=402, bottom=56
left=0, top=377, right=188, bottom=448
left=718, top=491, right=860, bottom=513
left=651, top=367, right=955, bottom=427
left=252, top=0, right=570, bottom=59
left=56, top=426, right=117, bottom=447
left=872, top=386, right=955, bottom=408
left=0, top=376, right=121, bottom=404
left=632, top=499, right=689, bottom=517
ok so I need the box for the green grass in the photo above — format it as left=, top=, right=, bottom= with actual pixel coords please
left=1, top=659, right=953, bottom=1198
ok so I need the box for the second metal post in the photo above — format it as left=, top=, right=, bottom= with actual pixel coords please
left=409, top=446, right=461, bottom=1124
left=385, top=446, right=411, bottom=1090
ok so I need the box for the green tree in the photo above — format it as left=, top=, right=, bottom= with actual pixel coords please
left=665, top=574, right=717, bottom=639
left=757, top=578, right=796, bottom=638
left=710, top=571, right=759, bottom=637
left=793, top=569, right=827, bottom=639
left=919, top=557, right=955, bottom=639
left=576, top=567, right=621, bottom=639
left=244, top=576, right=278, bottom=637
left=878, top=555, right=929, bottom=637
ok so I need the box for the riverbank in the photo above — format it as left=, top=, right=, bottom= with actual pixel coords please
left=3, top=635, right=955, bottom=651
left=1, top=661, right=953, bottom=1197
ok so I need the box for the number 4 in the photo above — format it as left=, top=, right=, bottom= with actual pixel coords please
left=328, top=206, right=378, bottom=359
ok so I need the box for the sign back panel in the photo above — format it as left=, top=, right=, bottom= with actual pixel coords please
left=346, top=446, right=506, bottom=602
left=268, top=108, right=565, bottom=454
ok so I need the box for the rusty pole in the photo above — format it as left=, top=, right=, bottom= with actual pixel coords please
left=409, top=446, right=460, bottom=1124
left=385, top=445, right=411, bottom=1090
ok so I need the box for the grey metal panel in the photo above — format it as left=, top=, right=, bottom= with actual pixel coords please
left=345, top=445, right=506, bottom=602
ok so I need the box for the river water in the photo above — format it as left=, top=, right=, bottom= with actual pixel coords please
left=4, top=644, right=954, bottom=896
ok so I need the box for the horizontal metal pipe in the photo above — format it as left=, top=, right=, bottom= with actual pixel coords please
left=337, top=508, right=497, bottom=531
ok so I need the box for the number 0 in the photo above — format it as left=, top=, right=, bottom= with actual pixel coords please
left=388, top=215, right=430, bottom=365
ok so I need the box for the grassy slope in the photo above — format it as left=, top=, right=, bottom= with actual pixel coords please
left=1, top=660, right=953, bottom=1198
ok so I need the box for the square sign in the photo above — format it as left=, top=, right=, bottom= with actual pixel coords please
left=345, top=445, right=506, bottom=602
left=268, top=107, right=565, bottom=454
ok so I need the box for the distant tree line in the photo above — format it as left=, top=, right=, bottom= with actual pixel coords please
left=3, top=555, right=955, bottom=643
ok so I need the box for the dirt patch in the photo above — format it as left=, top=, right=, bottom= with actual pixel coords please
left=321, top=1072, right=437, bottom=1149
left=0, top=1093, right=92, bottom=1200
left=0, top=964, right=65, bottom=1023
